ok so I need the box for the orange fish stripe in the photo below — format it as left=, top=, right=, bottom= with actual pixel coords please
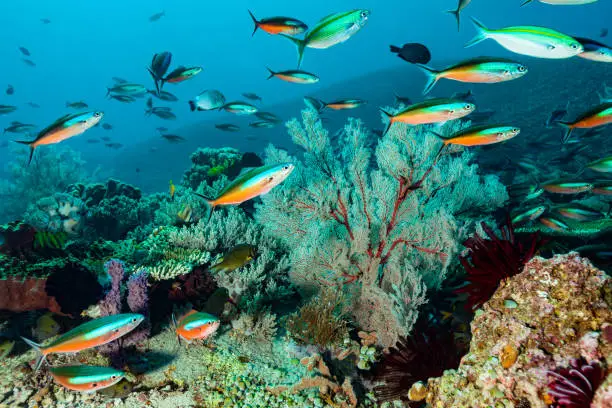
left=51, top=375, right=117, bottom=392
left=34, top=127, right=79, bottom=147
left=574, top=116, right=612, bottom=129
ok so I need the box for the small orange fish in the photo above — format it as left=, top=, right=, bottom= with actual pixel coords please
left=542, top=181, right=594, bottom=194
left=174, top=310, right=220, bottom=344
left=49, top=365, right=125, bottom=392
left=248, top=10, right=307, bottom=36
left=169, top=180, right=176, bottom=200
left=558, top=102, right=612, bottom=143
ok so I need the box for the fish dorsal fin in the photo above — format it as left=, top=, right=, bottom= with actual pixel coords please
left=238, top=167, right=255, bottom=176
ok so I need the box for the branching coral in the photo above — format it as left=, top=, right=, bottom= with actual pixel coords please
left=456, top=219, right=545, bottom=311
left=255, top=109, right=507, bottom=346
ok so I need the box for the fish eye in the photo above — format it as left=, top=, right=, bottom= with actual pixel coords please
left=464, top=104, right=472, bottom=110
left=518, top=66, right=526, bottom=72
left=283, top=165, right=290, bottom=170
left=360, top=11, right=368, bottom=18
left=571, top=43, right=579, bottom=50
left=131, top=318, right=137, bottom=322
left=92, top=383, right=98, bottom=387
left=111, top=375, right=117, bottom=379
left=513, top=128, right=519, bottom=133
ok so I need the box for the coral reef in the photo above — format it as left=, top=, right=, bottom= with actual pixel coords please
left=256, top=109, right=507, bottom=347
left=547, top=357, right=606, bottom=408
left=424, top=253, right=611, bottom=408
left=182, top=146, right=243, bottom=189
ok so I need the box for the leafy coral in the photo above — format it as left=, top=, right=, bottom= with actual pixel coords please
left=255, top=109, right=507, bottom=346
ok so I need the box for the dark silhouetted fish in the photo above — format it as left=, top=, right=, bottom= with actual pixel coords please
left=22, top=58, right=36, bottom=67
left=40, top=18, right=51, bottom=24
left=389, top=43, right=431, bottom=64
left=215, top=124, right=240, bottom=132
left=86, top=139, right=100, bottom=144
left=149, top=90, right=178, bottom=102
left=0, top=105, right=17, bottom=115
left=242, top=92, right=262, bottom=102
left=101, top=136, right=112, bottom=142
left=451, top=90, right=476, bottom=104
left=18, top=46, right=30, bottom=56
left=112, top=77, right=128, bottom=84
left=601, top=28, right=609, bottom=38
left=255, top=112, right=281, bottom=122
left=161, top=134, right=185, bottom=143
left=394, top=93, right=412, bottom=106
left=102, top=123, right=113, bottom=130
left=4, top=122, right=35, bottom=134
left=147, top=109, right=176, bottom=120
left=109, top=94, right=136, bottom=103
left=545, top=103, right=569, bottom=128
left=249, top=120, right=276, bottom=128
left=27, top=102, right=40, bottom=108
left=149, top=11, right=165, bottom=22
left=106, top=143, right=123, bottom=149
left=446, top=0, right=473, bottom=31
left=6, top=85, right=14, bottom=95
left=66, top=101, right=88, bottom=109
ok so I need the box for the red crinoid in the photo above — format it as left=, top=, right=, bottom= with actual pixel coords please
left=547, top=358, right=606, bottom=408
left=456, top=219, right=544, bottom=311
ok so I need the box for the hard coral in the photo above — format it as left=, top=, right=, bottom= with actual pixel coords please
left=425, top=254, right=611, bottom=408
left=547, top=358, right=606, bottom=408
left=456, top=219, right=544, bottom=311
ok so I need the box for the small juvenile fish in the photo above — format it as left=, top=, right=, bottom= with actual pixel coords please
left=539, top=216, right=569, bottom=231
left=149, top=11, right=165, bottom=22
left=6, top=85, right=14, bottom=95
left=557, top=102, right=612, bottom=143
left=434, top=124, right=520, bottom=147
left=255, top=111, right=281, bottom=122
left=511, top=205, right=546, bottom=224
left=109, top=94, right=136, bottom=103
left=242, top=93, right=262, bottom=102
left=556, top=205, right=602, bottom=221
left=15, top=111, right=103, bottom=164
left=50, top=365, right=125, bottom=392
left=522, top=0, right=598, bottom=5
left=380, top=98, right=475, bottom=135
left=210, top=244, right=256, bottom=273
left=266, top=68, right=319, bottom=84
left=389, top=43, right=431, bottom=64
left=248, top=10, right=308, bottom=36
left=0, top=339, right=15, bottom=358
left=177, top=204, right=193, bottom=223
left=215, top=124, right=240, bottom=132
left=161, top=134, right=185, bottom=143
left=587, top=156, right=612, bottom=172
left=164, top=66, right=202, bottom=84
left=416, top=57, right=527, bottom=94
left=466, top=18, right=583, bottom=59
left=283, top=9, right=370, bottom=67
left=322, top=99, right=366, bottom=110
left=446, top=0, right=473, bottom=31
left=194, top=163, right=294, bottom=213
left=189, top=90, right=226, bottom=111
left=107, top=83, right=147, bottom=97
left=148, top=109, right=177, bottom=120
left=22, top=58, right=36, bottom=67
left=249, top=120, right=276, bottom=128
left=174, top=310, right=220, bottom=343
left=27, top=102, right=40, bottom=108
left=106, top=143, right=123, bottom=149
left=21, top=314, right=143, bottom=370
left=18, top=46, right=31, bottom=56
left=102, top=123, right=113, bottom=130
left=66, top=101, right=88, bottom=109
left=574, top=37, right=612, bottom=62
left=542, top=181, right=594, bottom=194
left=222, top=101, right=258, bottom=115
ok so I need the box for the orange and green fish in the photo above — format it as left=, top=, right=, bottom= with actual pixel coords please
left=173, top=310, right=220, bottom=344
left=164, top=66, right=202, bottom=85
left=558, top=102, right=612, bottom=143
left=593, top=182, right=612, bottom=195
left=49, top=365, right=125, bottom=393
left=555, top=205, right=602, bottom=221
left=322, top=99, right=367, bottom=110
left=542, top=181, right=594, bottom=194
left=15, top=111, right=103, bottom=164
left=512, top=205, right=547, bottom=224
left=587, top=156, right=612, bottom=172
left=416, top=57, right=527, bottom=94
left=194, top=163, right=294, bottom=215
left=539, top=216, right=570, bottom=231
left=433, top=124, right=520, bottom=147
left=380, top=98, right=475, bottom=135
left=266, top=68, right=319, bottom=84
left=210, top=244, right=256, bottom=274
left=248, top=10, right=307, bottom=36
left=21, top=313, right=144, bottom=370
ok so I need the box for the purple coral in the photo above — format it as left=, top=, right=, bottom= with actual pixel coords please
left=547, top=358, right=605, bottom=408
left=125, top=268, right=150, bottom=344
left=99, top=259, right=124, bottom=316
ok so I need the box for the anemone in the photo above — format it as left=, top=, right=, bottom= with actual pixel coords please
left=546, top=358, right=606, bottom=408
left=456, top=219, right=544, bottom=311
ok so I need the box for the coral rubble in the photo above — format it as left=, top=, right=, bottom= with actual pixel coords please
left=425, top=253, right=611, bottom=408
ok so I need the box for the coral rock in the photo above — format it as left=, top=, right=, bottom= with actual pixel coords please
left=425, top=254, right=611, bottom=408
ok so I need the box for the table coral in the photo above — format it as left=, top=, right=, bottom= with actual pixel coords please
left=425, top=253, right=611, bottom=408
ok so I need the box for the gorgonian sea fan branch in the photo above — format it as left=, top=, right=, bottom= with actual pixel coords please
left=456, top=219, right=544, bottom=311
left=546, top=358, right=606, bottom=408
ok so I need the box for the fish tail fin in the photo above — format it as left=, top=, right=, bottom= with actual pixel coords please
left=465, top=18, right=490, bottom=48
left=105, top=88, right=111, bottom=98
left=416, top=64, right=440, bottom=95
left=14, top=141, right=34, bottom=165
left=557, top=122, right=574, bottom=144
left=193, top=193, right=215, bottom=222
left=147, top=67, right=162, bottom=95
left=389, top=45, right=400, bottom=53
left=266, top=67, right=275, bottom=80
left=520, top=0, right=534, bottom=6
left=20, top=336, right=46, bottom=370
left=445, top=9, right=461, bottom=31
left=430, top=130, right=449, bottom=162
left=188, top=100, right=196, bottom=112
left=282, top=34, right=306, bottom=68
left=248, top=10, right=259, bottom=36
left=380, top=108, right=394, bottom=136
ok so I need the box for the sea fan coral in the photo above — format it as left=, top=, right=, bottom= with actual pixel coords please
left=456, top=219, right=544, bottom=311
left=547, top=358, right=606, bottom=408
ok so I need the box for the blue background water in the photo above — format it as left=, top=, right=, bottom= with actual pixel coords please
left=0, top=0, right=610, bottom=190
